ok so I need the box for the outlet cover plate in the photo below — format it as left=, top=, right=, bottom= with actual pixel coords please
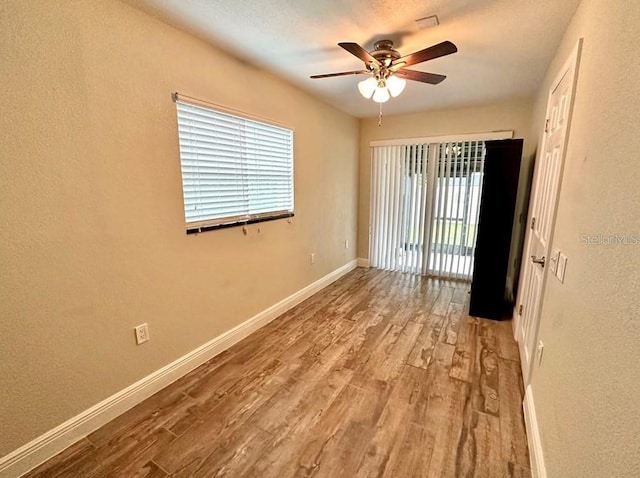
left=134, top=323, right=149, bottom=345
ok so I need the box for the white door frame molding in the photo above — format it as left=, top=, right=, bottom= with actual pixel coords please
left=514, top=38, right=583, bottom=385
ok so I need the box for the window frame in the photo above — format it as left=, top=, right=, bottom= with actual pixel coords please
left=174, top=94, right=295, bottom=234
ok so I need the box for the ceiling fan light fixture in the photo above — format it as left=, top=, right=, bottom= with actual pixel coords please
left=311, top=39, right=457, bottom=109
left=372, top=86, right=390, bottom=103
left=386, top=75, right=406, bottom=97
left=358, top=77, right=377, bottom=99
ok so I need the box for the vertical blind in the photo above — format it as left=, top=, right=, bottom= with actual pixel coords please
left=370, top=144, right=429, bottom=274
left=369, top=141, right=486, bottom=280
left=430, top=141, right=485, bottom=279
left=176, top=99, right=294, bottom=230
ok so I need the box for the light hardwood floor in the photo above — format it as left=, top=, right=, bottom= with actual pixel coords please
left=24, top=268, right=530, bottom=477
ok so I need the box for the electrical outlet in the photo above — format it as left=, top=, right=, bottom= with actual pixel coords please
left=134, top=323, right=149, bottom=345
left=310, top=253, right=315, bottom=264
left=345, top=240, right=349, bottom=249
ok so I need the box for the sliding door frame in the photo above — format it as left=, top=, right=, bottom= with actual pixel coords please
left=368, top=130, right=514, bottom=278
left=370, top=131, right=514, bottom=148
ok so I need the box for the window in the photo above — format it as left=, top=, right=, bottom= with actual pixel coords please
left=175, top=96, right=294, bottom=233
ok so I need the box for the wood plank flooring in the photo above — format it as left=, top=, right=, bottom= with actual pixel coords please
left=24, top=268, right=530, bottom=478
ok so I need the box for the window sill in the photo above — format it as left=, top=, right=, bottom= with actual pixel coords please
left=185, top=212, right=294, bottom=235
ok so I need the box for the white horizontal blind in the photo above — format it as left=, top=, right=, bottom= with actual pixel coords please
left=176, top=99, right=294, bottom=229
left=370, top=140, right=486, bottom=280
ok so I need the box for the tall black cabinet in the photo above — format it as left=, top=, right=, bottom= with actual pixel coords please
left=469, top=139, right=523, bottom=320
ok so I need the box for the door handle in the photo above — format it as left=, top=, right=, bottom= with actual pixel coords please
left=531, top=255, right=546, bottom=268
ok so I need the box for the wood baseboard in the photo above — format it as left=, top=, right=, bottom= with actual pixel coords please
left=357, top=258, right=370, bottom=268
left=523, top=384, right=547, bottom=478
left=0, top=260, right=357, bottom=478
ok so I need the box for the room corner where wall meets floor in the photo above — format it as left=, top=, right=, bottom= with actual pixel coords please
left=12, top=269, right=531, bottom=478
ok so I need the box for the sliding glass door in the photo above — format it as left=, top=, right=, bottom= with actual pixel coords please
left=369, top=140, right=486, bottom=280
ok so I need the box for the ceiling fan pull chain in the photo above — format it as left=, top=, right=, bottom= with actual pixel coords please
left=378, top=102, right=383, bottom=127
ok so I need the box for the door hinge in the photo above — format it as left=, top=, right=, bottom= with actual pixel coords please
left=518, top=304, right=523, bottom=315
left=544, top=119, right=550, bottom=133
left=530, top=217, right=536, bottom=230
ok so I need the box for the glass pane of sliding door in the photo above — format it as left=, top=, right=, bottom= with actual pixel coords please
left=429, top=141, right=485, bottom=279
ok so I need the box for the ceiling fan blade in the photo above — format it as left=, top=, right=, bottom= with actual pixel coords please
left=395, top=69, right=447, bottom=84
left=393, top=40, right=457, bottom=68
left=310, top=70, right=369, bottom=79
left=338, top=42, right=381, bottom=66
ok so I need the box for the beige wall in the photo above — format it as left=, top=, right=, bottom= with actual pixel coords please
left=527, top=0, right=640, bottom=476
left=0, top=0, right=358, bottom=454
left=357, top=98, right=535, bottom=273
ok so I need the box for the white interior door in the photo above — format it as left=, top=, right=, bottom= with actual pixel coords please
left=515, top=40, right=582, bottom=384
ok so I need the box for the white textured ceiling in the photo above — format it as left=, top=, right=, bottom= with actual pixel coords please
left=123, top=0, right=581, bottom=118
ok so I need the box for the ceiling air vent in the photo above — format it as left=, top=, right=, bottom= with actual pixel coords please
left=415, top=15, right=439, bottom=29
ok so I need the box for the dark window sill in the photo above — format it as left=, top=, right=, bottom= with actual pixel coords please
left=186, top=212, right=294, bottom=235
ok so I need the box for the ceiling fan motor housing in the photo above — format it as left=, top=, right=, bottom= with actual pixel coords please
left=371, top=40, right=401, bottom=67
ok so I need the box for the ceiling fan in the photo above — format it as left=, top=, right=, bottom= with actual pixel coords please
left=310, top=40, right=457, bottom=103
